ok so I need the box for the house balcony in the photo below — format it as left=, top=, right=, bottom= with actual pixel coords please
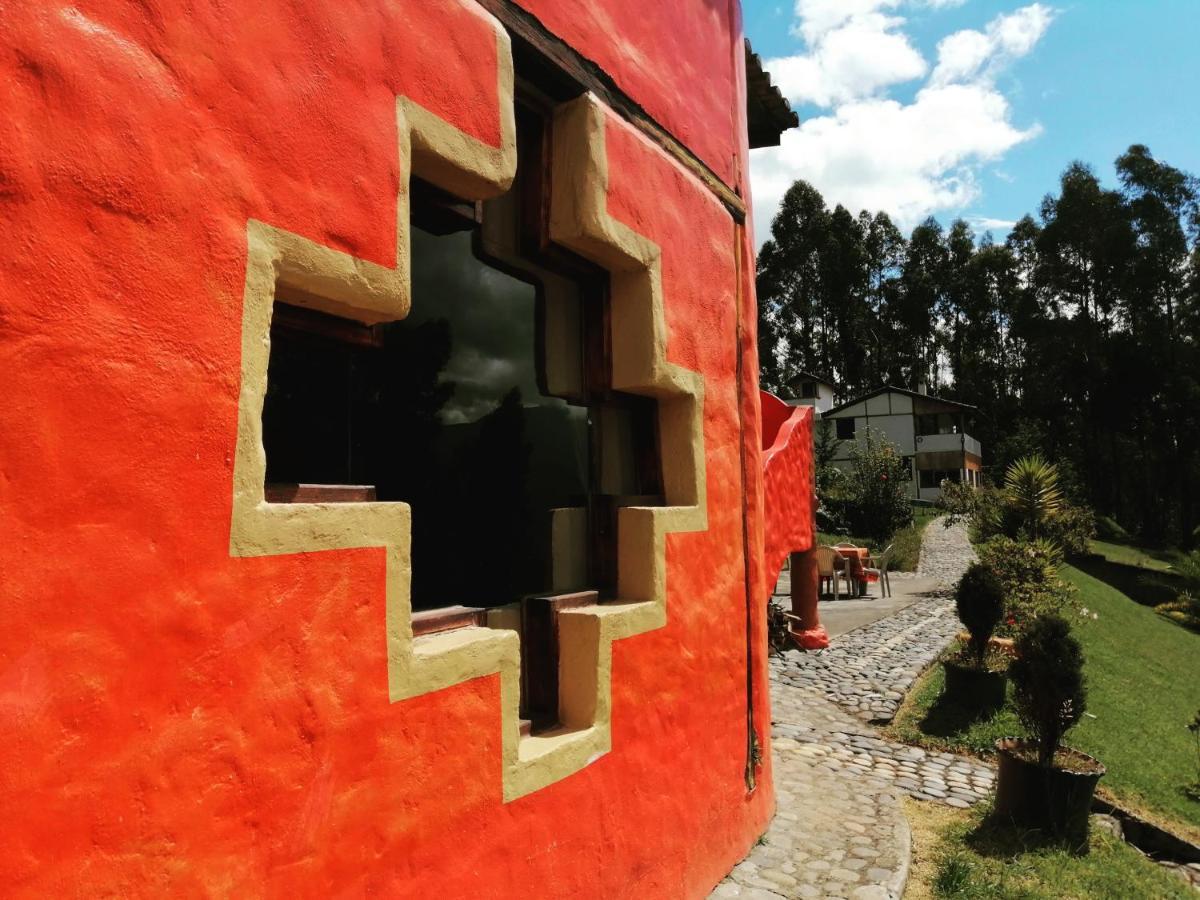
left=915, top=432, right=981, bottom=458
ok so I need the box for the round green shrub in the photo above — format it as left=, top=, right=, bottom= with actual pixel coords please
left=1009, top=615, right=1086, bottom=767
left=955, top=562, right=1005, bottom=665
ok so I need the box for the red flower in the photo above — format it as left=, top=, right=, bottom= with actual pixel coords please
left=1006, top=616, right=1016, bottom=625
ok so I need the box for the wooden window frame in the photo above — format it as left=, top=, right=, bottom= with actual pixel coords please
left=261, top=85, right=664, bottom=618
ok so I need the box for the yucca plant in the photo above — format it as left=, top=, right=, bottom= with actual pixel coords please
left=1003, top=455, right=1064, bottom=539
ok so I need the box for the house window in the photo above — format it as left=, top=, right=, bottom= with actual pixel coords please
left=917, top=413, right=964, bottom=436
left=835, top=417, right=855, bottom=440
left=799, top=380, right=817, bottom=399
left=918, top=469, right=962, bottom=489
left=261, top=100, right=663, bottom=616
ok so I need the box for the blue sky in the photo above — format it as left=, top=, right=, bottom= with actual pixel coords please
left=745, top=0, right=1200, bottom=245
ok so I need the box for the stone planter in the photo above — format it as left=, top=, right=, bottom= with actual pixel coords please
left=994, top=737, right=1106, bottom=853
left=942, top=658, right=1007, bottom=711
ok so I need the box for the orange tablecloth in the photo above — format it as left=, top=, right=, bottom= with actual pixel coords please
left=835, top=547, right=876, bottom=592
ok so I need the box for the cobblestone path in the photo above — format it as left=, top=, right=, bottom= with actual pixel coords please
left=714, top=518, right=988, bottom=899
left=915, top=518, right=979, bottom=585
left=774, top=598, right=960, bottom=724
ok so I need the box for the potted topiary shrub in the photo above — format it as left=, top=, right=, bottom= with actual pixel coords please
left=942, top=563, right=1008, bottom=711
left=994, top=615, right=1105, bottom=852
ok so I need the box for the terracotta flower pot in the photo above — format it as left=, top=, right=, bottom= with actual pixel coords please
left=993, top=737, right=1106, bottom=853
left=942, top=658, right=1007, bottom=711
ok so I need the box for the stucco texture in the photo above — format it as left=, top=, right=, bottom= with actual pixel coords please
left=0, top=0, right=772, bottom=895
left=760, top=393, right=816, bottom=597
left=515, top=0, right=744, bottom=187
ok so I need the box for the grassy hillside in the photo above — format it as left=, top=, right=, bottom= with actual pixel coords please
left=890, top=562, right=1200, bottom=841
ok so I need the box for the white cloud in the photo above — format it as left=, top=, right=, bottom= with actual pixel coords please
left=769, top=1, right=926, bottom=107
left=790, top=0, right=902, bottom=45
left=931, top=3, right=1055, bottom=86
left=968, top=216, right=1018, bottom=232
left=751, top=3, right=1054, bottom=244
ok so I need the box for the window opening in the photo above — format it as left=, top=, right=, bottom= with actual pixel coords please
left=917, top=412, right=964, bottom=436
left=835, top=417, right=855, bottom=440
left=261, top=94, right=665, bottom=732
left=918, top=469, right=964, bottom=489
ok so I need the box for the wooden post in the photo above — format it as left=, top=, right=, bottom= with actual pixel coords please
left=521, top=590, right=599, bottom=730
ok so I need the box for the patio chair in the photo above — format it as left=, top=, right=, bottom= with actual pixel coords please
left=815, top=545, right=850, bottom=599
left=863, top=543, right=894, bottom=599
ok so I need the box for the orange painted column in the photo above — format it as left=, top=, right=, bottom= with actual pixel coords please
left=790, top=548, right=829, bottom=650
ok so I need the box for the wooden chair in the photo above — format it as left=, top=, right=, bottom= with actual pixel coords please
left=815, top=545, right=849, bottom=599
left=864, top=543, right=894, bottom=599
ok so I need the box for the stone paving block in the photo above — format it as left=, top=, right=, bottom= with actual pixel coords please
left=713, top=518, right=991, bottom=899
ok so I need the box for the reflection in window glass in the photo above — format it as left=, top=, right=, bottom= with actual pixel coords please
left=394, top=226, right=591, bottom=609
left=262, top=216, right=662, bottom=611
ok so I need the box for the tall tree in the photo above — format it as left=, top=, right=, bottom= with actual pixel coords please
left=756, top=180, right=830, bottom=392
left=755, top=147, right=1200, bottom=546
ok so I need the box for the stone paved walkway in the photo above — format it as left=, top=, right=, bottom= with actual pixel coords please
left=773, top=519, right=977, bottom=725
left=773, top=597, right=960, bottom=724
left=714, top=518, right=986, bottom=899
left=914, top=518, right=978, bottom=586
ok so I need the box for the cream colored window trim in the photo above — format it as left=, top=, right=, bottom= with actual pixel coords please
left=229, top=3, right=706, bottom=800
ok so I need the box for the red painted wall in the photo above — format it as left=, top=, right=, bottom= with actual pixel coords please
left=0, top=0, right=774, bottom=895
left=760, top=394, right=816, bottom=600
left=515, top=0, right=745, bottom=188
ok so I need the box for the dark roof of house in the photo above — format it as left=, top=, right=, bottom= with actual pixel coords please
left=789, top=370, right=836, bottom=387
left=745, top=40, right=799, bottom=149
left=824, top=385, right=978, bottom=417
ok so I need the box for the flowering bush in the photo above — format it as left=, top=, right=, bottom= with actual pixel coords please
left=1158, top=552, right=1200, bottom=634
left=1040, top=504, right=1096, bottom=558
left=1156, top=592, right=1200, bottom=634
left=978, top=536, right=1076, bottom=637
left=843, top=428, right=913, bottom=546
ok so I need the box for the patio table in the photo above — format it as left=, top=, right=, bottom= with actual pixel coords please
left=835, top=546, right=872, bottom=596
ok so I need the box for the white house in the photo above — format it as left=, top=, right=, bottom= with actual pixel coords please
left=816, top=385, right=983, bottom=501
left=783, top=371, right=837, bottom=415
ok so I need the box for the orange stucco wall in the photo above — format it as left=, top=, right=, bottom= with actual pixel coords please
left=515, top=0, right=745, bottom=188
left=760, top=394, right=815, bottom=598
left=0, top=0, right=777, bottom=895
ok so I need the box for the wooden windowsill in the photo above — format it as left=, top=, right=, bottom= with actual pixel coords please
left=411, top=605, right=487, bottom=637
left=265, top=483, right=377, bottom=503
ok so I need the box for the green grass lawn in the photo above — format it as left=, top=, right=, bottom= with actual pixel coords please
left=1089, top=538, right=1182, bottom=573
left=906, top=798, right=1194, bottom=900
left=888, top=563, right=1200, bottom=843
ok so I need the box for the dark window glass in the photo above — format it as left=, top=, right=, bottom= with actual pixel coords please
left=800, top=381, right=817, bottom=399
left=836, top=417, right=855, bottom=440
left=262, top=113, right=662, bottom=612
